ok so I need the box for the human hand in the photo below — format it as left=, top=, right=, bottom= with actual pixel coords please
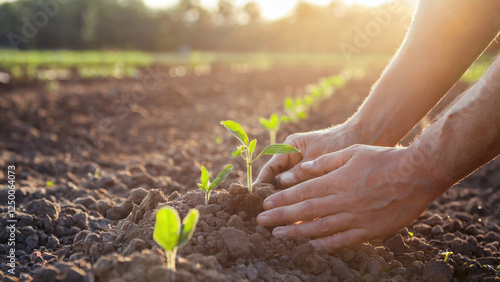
left=255, top=123, right=366, bottom=189
left=256, top=144, right=450, bottom=251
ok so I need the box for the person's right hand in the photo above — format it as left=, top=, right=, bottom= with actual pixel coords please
left=255, top=122, right=367, bottom=189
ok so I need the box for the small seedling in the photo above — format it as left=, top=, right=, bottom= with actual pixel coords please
left=46, top=180, right=54, bottom=187
left=153, top=207, right=199, bottom=270
left=440, top=251, right=453, bottom=263
left=197, top=165, right=232, bottom=206
left=221, top=120, right=300, bottom=193
left=87, top=169, right=100, bottom=180
left=283, top=97, right=307, bottom=122
left=408, top=231, right=414, bottom=237
left=259, top=114, right=281, bottom=145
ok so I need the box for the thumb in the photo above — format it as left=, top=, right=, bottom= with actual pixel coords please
left=300, top=149, right=351, bottom=177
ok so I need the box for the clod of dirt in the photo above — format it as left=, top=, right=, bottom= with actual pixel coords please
left=130, top=187, right=149, bottom=205
left=106, top=200, right=133, bottom=220
left=423, top=260, right=454, bottom=281
left=228, top=182, right=275, bottom=217
left=384, top=234, right=411, bottom=255
left=218, top=227, right=253, bottom=259
left=26, top=199, right=61, bottom=221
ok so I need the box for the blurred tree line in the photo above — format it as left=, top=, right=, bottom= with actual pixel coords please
left=0, top=0, right=416, bottom=53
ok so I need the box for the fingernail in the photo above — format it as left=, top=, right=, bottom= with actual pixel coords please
left=309, top=241, right=321, bottom=249
left=263, top=200, right=275, bottom=209
left=273, top=228, right=287, bottom=237
left=257, top=214, right=270, bottom=225
left=301, top=161, right=313, bottom=169
left=279, top=172, right=296, bottom=185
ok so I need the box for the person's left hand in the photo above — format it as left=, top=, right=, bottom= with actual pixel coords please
left=256, top=144, right=450, bottom=251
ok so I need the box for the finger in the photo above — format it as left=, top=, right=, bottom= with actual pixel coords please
left=255, top=152, right=302, bottom=184
left=310, top=228, right=368, bottom=252
left=271, top=212, right=354, bottom=238
left=257, top=195, right=342, bottom=226
left=275, top=162, right=312, bottom=188
left=262, top=173, right=337, bottom=210
left=300, top=148, right=352, bottom=177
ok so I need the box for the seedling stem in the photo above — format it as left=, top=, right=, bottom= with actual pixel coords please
left=166, top=248, right=177, bottom=270
left=221, top=120, right=300, bottom=193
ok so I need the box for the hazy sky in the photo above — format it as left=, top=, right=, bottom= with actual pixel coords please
left=144, top=0, right=393, bottom=20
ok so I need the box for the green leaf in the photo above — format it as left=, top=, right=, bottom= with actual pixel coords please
left=200, top=166, right=209, bottom=188
left=208, top=164, right=232, bottom=190
left=280, top=115, right=292, bottom=123
left=260, top=144, right=300, bottom=155
left=197, top=183, right=208, bottom=192
left=295, top=97, right=303, bottom=106
left=231, top=145, right=244, bottom=158
left=46, top=180, right=54, bottom=187
left=153, top=207, right=180, bottom=251
left=259, top=117, right=270, bottom=130
left=284, top=97, right=294, bottom=110
left=221, top=120, right=249, bottom=146
left=304, top=95, right=313, bottom=106
left=178, top=209, right=199, bottom=247
left=268, top=114, right=280, bottom=129
left=248, top=139, right=257, bottom=154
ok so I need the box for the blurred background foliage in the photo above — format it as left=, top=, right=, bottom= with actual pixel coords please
left=0, top=0, right=415, bottom=53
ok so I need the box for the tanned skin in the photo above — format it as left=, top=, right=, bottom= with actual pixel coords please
left=255, top=0, right=500, bottom=251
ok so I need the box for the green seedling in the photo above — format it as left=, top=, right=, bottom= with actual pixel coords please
left=87, top=169, right=100, bottom=180
left=259, top=114, right=281, bottom=145
left=153, top=207, right=199, bottom=270
left=440, top=251, right=453, bottom=263
left=328, top=74, right=346, bottom=88
left=221, top=120, right=300, bottom=193
left=197, top=165, right=232, bottom=206
left=408, top=231, right=414, bottom=237
left=46, top=180, right=54, bottom=187
left=284, top=97, right=307, bottom=122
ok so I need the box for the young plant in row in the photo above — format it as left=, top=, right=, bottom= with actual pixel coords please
left=197, top=165, right=232, bottom=206
left=153, top=207, right=199, bottom=271
left=259, top=114, right=281, bottom=145
left=221, top=120, right=300, bottom=193
left=283, top=97, right=307, bottom=122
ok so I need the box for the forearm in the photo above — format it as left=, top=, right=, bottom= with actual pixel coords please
left=411, top=57, right=500, bottom=200
left=348, top=0, right=500, bottom=146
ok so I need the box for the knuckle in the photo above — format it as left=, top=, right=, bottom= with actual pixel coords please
left=275, top=208, right=287, bottom=222
left=300, top=200, right=316, bottom=219
left=296, top=184, right=311, bottom=201
left=276, top=192, right=288, bottom=206
left=284, top=134, right=297, bottom=144
left=338, top=234, right=352, bottom=249
left=348, top=144, right=361, bottom=152
left=286, top=224, right=301, bottom=237
left=316, top=218, right=332, bottom=235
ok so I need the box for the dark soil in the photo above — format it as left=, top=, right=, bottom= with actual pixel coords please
left=0, top=66, right=499, bottom=281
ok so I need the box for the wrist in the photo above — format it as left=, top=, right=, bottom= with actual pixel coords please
left=344, top=114, right=379, bottom=146
left=405, top=139, right=455, bottom=200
